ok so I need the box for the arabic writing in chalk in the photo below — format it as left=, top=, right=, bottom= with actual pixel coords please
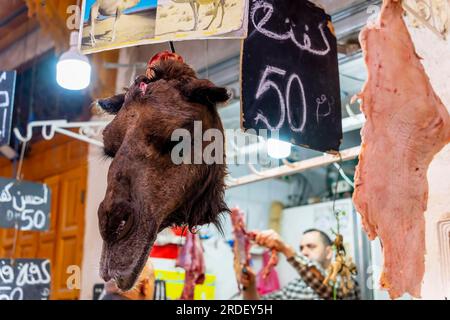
left=0, top=72, right=11, bottom=140
left=0, top=260, right=51, bottom=300
left=251, top=0, right=331, bottom=56
left=316, top=95, right=333, bottom=124
left=0, top=179, right=50, bottom=231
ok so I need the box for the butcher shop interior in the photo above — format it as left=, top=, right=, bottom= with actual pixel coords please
left=0, top=0, right=449, bottom=303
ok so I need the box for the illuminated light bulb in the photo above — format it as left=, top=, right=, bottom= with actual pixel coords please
left=56, top=31, right=91, bottom=90
left=267, top=138, right=292, bottom=159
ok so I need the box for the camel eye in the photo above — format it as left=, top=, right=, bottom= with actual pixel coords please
left=134, top=75, right=150, bottom=85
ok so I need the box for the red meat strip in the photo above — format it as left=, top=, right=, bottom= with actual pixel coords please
left=353, top=0, right=450, bottom=299
left=176, top=231, right=205, bottom=300
left=231, top=207, right=252, bottom=268
left=231, top=207, right=278, bottom=281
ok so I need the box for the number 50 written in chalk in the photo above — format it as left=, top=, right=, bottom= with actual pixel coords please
left=6, top=209, right=47, bottom=231
left=254, top=65, right=308, bottom=133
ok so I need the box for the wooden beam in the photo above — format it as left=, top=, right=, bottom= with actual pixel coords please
left=0, top=18, right=39, bottom=54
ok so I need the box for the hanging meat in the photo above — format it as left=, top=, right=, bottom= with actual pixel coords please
left=231, top=207, right=252, bottom=270
left=353, top=0, right=450, bottom=298
left=230, top=207, right=278, bottom=282
left=176, top=231, right=206, bottom=300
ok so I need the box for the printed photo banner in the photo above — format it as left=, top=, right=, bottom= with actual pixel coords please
left=79, top=0, right=248, bottom=54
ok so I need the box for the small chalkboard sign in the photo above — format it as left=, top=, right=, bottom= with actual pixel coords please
left=0, top=259, right=51, bottom=300
left=0, top=71, right=16, bottom=146
left=0, top=178, right=51, bottom=231
left=241, top=0, right=342, bottom=153
left=93, top=283, right=105, bottom=300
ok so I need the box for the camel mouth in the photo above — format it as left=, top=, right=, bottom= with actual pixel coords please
left=100, top=213, right=160, bottom=291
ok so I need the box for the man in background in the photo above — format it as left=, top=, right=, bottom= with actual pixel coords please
left=236, top=228, right=360, bottom=300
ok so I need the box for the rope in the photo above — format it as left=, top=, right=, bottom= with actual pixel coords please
left=169, top=41, right=176, bottom=53
left=10, top=140, right=27, bottom=265
left=333, top=162, right=355, bottom=188
left=331, top=152, right=344, bottom=300
left=205, top=39, right=209, bottom=79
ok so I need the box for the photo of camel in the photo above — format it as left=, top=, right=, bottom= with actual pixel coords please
left=155, top=0, right=246, bottom=38
left=80, top=0, right=157, bottom=53
left=79, top=0, right=247, bottom=54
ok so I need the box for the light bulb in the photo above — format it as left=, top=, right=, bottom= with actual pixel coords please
left=56, top=31, right=91, bottom=90
left=267, top=138, right=292, bottom=159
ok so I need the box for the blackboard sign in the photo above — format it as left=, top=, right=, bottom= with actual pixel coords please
left=0, top=259, right=51, bottom=300
left=0, top=178, right=51, bottom=231
left=93, top=283, right=105, bottom=300
left=241, top=0, right=342, bottom=153
left=0, top=71, right=16, bottom=146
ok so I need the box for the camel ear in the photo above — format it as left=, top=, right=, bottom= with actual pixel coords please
left=182, top=79, right=230, bottom=107
left=97, top=94, right=125, bottom=114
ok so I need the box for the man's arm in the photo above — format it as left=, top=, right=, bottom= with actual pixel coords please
left=252, top=230, right=338, bottom=300
left=252, top=230, right=295, bottom=259
left=287, top=253, right=363, bottom=300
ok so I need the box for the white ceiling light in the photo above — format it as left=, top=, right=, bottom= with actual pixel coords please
left=57, top=31, right=91, bottom=90
left=267, top=138, right=292, bottom=159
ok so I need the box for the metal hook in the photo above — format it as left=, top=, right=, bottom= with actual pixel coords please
left=169, top=41, right=176, bottom=53
left=41, top=124, right=56, bottom=140
left=13, top=126, right=32, bottom=143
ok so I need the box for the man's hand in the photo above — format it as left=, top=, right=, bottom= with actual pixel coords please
left=237, top=265, right=259, bottom=300
left=253, top=229, right=295, bottom=258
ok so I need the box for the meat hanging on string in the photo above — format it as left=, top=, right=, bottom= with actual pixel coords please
left=176, top=231, right=206, bottom=300
left=352, top=0, right=450, bottom=299
left=230, top=207, right=278, bottom=282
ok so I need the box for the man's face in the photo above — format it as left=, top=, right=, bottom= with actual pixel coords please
left=299, top=231, right=332, bottom=268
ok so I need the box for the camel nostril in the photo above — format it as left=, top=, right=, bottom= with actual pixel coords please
left=98, top=201, right=134, bottom=242
left=115, top=212, right=134, bottom=241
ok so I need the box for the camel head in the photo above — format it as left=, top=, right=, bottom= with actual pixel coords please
left=96, top=52, right=229, bottom=290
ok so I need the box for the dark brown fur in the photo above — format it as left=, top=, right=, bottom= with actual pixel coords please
left=97, top=60, right=229, bottom=290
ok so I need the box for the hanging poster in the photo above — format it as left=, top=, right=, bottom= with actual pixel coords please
left=80, top=0, right=248, bottom=54
left=80, top=0, right=157, bottom=53
left=154, top=0, right=247, bottom=40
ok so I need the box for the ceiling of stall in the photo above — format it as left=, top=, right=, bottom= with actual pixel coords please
left=0, top=0, right=37, bottom=54
left=312, top=0, right=370, bottom=14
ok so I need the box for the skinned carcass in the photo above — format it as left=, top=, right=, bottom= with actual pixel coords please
left=353, top=0, right=450, bottom=298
